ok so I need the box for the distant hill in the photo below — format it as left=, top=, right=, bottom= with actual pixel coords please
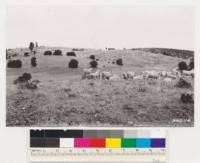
left=131, top=48, right=194, bottom=59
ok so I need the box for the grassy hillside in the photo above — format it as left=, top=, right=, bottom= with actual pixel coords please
left=6, top=47, right=194, bottom=127
left=131, top=48, right=194, bottom=59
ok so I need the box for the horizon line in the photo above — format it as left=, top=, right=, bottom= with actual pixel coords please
left=6, top=45, right=194, bottom=51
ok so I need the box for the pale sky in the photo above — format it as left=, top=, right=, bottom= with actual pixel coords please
left=6, top=5, right=194, bottom=50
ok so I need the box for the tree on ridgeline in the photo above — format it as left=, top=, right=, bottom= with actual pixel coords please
left=29, top=42, right=34, bottom=53
left=35, top=41, right=38, bottom=48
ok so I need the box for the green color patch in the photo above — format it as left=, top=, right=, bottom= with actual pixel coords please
left=121, top=138, right=136, bottom=148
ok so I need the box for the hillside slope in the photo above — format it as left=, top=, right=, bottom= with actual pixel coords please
left=6, top=47, right=194, bottom=127
left=131, top=48, right=194, bottom=59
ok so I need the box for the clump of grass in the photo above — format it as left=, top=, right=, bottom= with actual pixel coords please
left=89, top=82, right=94, bottom=86
left=68, top=94, right=76, bottom=98
left=122, top=104, right=138, bottom=114
left=176, top=78, right=191, bottom=88
left=148, top=80, right=157, bottom=86
left=180, top=93, right=193, bottom=104
left=63, top=88, right=71, bottom=92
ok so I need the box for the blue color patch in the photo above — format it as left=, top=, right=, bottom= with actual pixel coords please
left=136, top=138, right=151, bottom=148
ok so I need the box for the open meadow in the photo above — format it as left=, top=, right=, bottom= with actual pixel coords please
left=6, top=47, right=194, bottom=126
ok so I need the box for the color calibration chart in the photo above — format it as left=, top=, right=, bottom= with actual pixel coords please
left=30, top=129, right=167, bottom=162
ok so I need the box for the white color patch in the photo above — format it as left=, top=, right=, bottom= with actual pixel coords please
left=60, top=138, right=74, bottom=148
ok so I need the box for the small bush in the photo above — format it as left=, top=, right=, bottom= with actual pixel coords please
left=66, top=52, right=76, bottom=56
left=69, top=59, right=78, bottom=68
left=180, top=93, right=193, bottom=104
left=90, top=55, right=95, bottom=60
left=116, top=58, right=123, bottom=66
left=12, top=53, right=18, bottom=57
left=14, top=72, right=32, bottom=84
left=122, top=105, right=138, bottom=114
left=176, top=78, right=191, bottom=88
left=53, top=50, right=62, bottom=56
left=26, top=82, right=38, bottom=89
left=22, top=73, right=32, bottom=81
left=18, top=76, right=26, bottom=82
left=72, top=48, right=84, bottom=51
left=24, top=52, right=29, bottom=57
left=188, top=57, right=194, bottom=70
left=90, top=60, right=98, bottom=68
left=108, top=48, right=115, bottom=50
left=178, top=61, right=188, bottom=72
left=89, top=82, right=94, bottom=86
left=163, top=51, right=171, bottom=56
left=63, top=88, right=71, bottom=92
left=44, top=51, right=52, bottom=56
left=68, top=94, right=76, bottom=98
left=31, top=57, right=37, bottom=67
left=7, top=60, right=22, bottom=68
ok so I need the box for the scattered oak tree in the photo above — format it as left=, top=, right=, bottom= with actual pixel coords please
left=90, top=60, right=98, bottom=68
left=178, top=61, right=188, bottom=72
left=69, top=59, right=78, bottom=68
left=31, top=57, right=37, bottom=67
left=116, top=58, right=123, bottom=66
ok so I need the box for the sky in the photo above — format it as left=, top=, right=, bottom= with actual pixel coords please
left=6, top=5, right=194, bottom=50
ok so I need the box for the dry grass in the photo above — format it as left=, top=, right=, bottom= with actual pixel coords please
left=6, top=47, right=194, bottom=126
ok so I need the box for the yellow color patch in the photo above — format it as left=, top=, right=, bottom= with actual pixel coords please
left=106, top=138, right=121, bottom=148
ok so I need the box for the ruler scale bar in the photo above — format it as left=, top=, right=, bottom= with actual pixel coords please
left=30, top=148, right=166, bottom=162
